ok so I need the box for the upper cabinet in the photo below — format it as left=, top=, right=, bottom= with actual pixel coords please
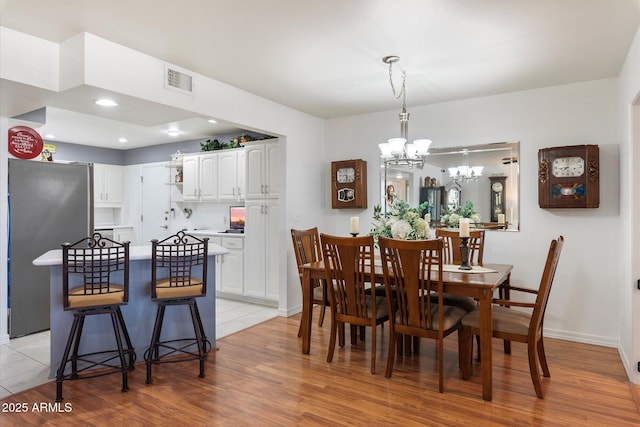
left=217, top=149, right=245, bottom=202
left=182, top=153, right=218, bottom=202
left=182, top=148, right=246, bottom=203
left=94, top=163, right=123, bottom=208
left=245, top=139, right=279, bottom=199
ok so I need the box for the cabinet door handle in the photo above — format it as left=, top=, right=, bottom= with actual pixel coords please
left=264, top=204, right=268, bottom=215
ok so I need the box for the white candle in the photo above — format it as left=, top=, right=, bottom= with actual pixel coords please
left=459, top=218, right=470, bottom=237
left=498, top=213, right=506, bottom=224
left=350, top=216, right=359, bottom=234
left=424, top=213, right=431, bottom=224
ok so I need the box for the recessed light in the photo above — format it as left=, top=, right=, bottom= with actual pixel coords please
left=44, top=134, right=56, bottom=139
left=207, top=119, right=217, bottom=124
left=118, top=138, right=128, bottom=143
left=167, top=130, right=180, bottom=136
left=95, top=99, right=118, bottom=107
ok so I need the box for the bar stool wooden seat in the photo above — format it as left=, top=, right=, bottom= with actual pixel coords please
left=144, top=231, right=211, bottom=384
left=56, top=233, right=134, bottom=402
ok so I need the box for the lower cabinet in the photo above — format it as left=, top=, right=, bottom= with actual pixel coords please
left=218, top=237, right=244, bottom=295
left=207, top=236, right=245, bottom=296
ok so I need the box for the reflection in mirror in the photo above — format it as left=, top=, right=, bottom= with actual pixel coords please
left=380, top=141, right=519, bottom=231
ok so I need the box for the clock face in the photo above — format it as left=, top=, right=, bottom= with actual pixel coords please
left=491, top=182, right=503, bottom=192
left=552, top=157, right=584, bottom=177
left=336, top=167, right=355, bottom=183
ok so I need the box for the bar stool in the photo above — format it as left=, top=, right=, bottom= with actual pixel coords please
left=145, top=231, right=211, bottom=384
left=56, top=233, right=135, bottom=402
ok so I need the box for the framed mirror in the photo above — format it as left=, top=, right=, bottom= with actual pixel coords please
left=380, top=141, right=520, bottom=231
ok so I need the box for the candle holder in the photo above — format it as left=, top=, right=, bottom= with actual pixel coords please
left=350, top=233, right=359, bottom=238
left=458, top=237, right=472, bottom=270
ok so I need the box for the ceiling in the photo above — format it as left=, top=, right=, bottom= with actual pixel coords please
left=1, top=0, right=639, bottom=149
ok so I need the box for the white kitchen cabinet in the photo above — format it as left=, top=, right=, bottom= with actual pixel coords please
left=244, top=200, right=279, bottom=301
left=182, top=153, right=218, bottom=202
left=217, top=149, right=245, bottom=201
left=219, top=237, right=244, bottom=295
left=196, top=235, right=244, bottom=295
left=245, top=140, right=279, bottom=199
left=94, top=163, right=123, bottom=207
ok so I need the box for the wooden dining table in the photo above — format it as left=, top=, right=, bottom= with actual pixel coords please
left=299, top=260, right=513, bottom=401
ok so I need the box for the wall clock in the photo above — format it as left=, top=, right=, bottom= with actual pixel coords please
left=489, top=176, right=507, bottom=222
left=538, top=144, right=599, bottom=208
left=331, top=159, right=367, bottom=209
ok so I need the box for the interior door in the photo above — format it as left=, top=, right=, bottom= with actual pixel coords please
left=141, top=164, right=171, bottom=244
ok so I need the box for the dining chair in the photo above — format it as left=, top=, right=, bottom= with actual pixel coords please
left=432, top=228, right=482, bottom=313
left=458, top=236, right=564, bottom=399
left=291, top=228, right=330, bottom=335
left=378, top=237, right=467, bottom=392
left=144, top=231, right=211, bottom=384
left=56, top=233, right=135, bottom=402
left=320, top=233, right=388, bottom=374
left=435, top=228, right=485, bottom=265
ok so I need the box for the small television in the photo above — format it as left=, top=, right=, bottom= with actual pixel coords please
left=229, top=206, right=245, bottom=232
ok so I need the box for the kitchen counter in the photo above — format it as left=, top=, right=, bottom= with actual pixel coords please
left=33, top=243, right=228, bottom=266
left=189, top=229, right=245, bottom=238
left=33, top=243, right=228, bottom=378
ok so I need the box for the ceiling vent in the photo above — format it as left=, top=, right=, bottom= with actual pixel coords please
left=165, top=65, right=193, bottom=94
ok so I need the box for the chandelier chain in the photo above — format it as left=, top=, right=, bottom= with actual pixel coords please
left=387, top=61, right=407, bottom=110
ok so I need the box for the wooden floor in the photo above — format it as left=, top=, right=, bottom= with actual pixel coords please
left=1, top=307, right=639, bottom=426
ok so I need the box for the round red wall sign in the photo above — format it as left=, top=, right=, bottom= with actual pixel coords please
left=8, top=126, right=44, bottom=159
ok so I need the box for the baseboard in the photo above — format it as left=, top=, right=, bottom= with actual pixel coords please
left=544, top=327, right=617, bottom=348
left=0, top=332, right=9, bottom=345
left=216, top=292, right=278, bottom=307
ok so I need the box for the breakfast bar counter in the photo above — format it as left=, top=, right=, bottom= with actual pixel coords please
left=33, top=244, right=229, bottom=378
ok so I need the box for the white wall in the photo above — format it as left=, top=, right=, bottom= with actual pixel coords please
left=326, top=78, right=621, bottom=347
left=617, top=25, right=640, bottom=384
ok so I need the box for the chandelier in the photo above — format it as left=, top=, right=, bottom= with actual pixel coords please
left=378, top=55, right=432, bottom=168
left=448, top=149, right=483, bottom=182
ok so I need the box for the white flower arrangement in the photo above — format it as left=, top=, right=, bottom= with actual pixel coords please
left=370, top=199, right=431, bottom=243
left=440, top=201, right=481, bottom=227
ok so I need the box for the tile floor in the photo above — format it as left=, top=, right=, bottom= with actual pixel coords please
left=0, top=298, right=278, bottom=398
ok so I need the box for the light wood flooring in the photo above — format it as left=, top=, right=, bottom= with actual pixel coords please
left=1, top=307, right=639, bottom=426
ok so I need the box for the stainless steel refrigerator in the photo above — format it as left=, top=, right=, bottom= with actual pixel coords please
left=8, top=159, right=93, bottom=338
